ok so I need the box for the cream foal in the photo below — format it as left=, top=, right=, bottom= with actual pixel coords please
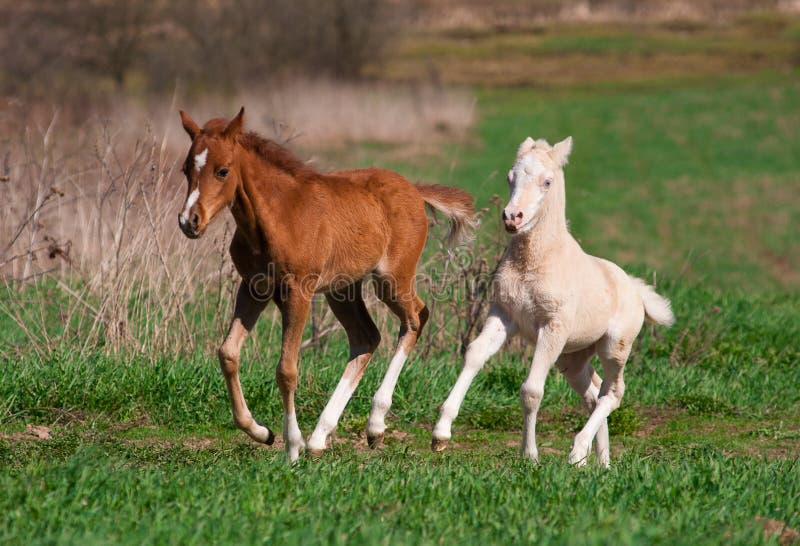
left=432, top=136, right=674, bottom=466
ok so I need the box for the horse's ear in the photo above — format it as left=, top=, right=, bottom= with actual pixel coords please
left=224, top=107, right=245, bottom=139
left=552, top=136, right=573, bottom=167
left=179, top=110, right=200, bottom=140
left=517, top=137, right=535, bottom=158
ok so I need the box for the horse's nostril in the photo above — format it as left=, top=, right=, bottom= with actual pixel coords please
left=190, top=213, right=200, bottom=229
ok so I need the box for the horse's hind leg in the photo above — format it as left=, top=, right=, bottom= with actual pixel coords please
left=366, top=276, right=428, bottom=448
left=307, top=283, right=381, bottom=454
left=569, top=334, right=633, bottom=467
left=556, top=346, right=610, bottom=467
left=218, top=282, right=273, bottom=445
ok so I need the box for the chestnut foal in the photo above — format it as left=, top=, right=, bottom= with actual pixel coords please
left=177, top=108, right=476, bottom=461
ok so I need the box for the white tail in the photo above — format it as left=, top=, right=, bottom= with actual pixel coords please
left=630, top=276, right=675, bottom=327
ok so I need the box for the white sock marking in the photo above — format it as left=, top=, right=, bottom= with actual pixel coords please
left=284, top=409, right=305, bottom=463
left=308, top=376, right=354, bottom=451
left=367, top=348, right=408, bottom=437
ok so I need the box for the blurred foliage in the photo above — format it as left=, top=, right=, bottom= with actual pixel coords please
left=0, top=0, right=416, bottom=99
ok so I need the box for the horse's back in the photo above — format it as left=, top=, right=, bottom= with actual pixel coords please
left=326, top=166, right=428, bottom=238
left=328, top=167, right=426, bottom=208
left=315, top=167, right=428, bottom=278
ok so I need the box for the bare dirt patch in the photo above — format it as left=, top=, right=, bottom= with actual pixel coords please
left=757, top=517, right=800, bottom=545
left=111, top=415, right=152, bottom=432
left=0, top=424, right=52, bottom=443
left=635, top=406, right=685, bottom=437
left=26, top=424, right=51, bottom=440
left=182, top=437, right=216, bottom=450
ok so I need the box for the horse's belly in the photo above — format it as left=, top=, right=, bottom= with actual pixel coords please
left=563, top=324, right=607, bottom=353
left=316, top=266, right=375, bottom=293
left=563, top=286, right=615, bottom=350
left=315, top=236, right=388, bottom=292
left=511, top=308, right=607, bottom=353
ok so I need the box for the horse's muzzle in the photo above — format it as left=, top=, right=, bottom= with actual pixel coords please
left=178, top=214, right=203, bottom=239
left=502, top=209, right=524, bottom=233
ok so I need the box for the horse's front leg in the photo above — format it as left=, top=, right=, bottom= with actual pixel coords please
left=219, top=282, right=272, bottom=444
left=520, top=323, right=567, bottom=462
left=432, top=306, right=516, bottom=451
left=275, top=289, right=312, bottom=462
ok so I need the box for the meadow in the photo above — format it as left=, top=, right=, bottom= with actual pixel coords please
left=2, top=16, right=800, bottom=546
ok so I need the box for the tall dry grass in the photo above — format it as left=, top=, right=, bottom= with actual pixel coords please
left=104, top=80, right=476, bottom=154
left=1, top=112, right=229, bottom=358
left=0, top=81, right=485, bottom=362
left=239, top=79, right=476, bottom=148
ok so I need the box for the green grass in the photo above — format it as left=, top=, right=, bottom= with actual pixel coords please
left=339, top=74, right=800, bottom=291
left=3, top=60, right=800, bottom=545
left=2, top=283, right=799, bottom=428
left=1, top=434, right=797, bottom=545
left=382, top=16, right=800, bottom=86
left=2, top=282, right=799, bottom=544
left=449, top=76, right=800, bottom=291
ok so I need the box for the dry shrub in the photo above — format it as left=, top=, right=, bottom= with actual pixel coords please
left=1, top=114, right=240, bottom=357
left=0, top=88, right=487, bottom=362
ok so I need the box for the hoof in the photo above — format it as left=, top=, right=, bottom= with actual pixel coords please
left=569, top=453, right=589, bottom=467
left=367, top=433, right=384, bottom=449
left=308, top=448, right=325, bottom=459
left=521, top=452, right=539, bottom=464
left=431, top=438, right=449, bottom=452
left=257, top=422, right=275, bottom=446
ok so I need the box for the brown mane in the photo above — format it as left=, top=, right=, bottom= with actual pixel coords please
left=239, top=131, right=317, bottom=178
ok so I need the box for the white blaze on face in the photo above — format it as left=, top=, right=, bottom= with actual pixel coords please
left=506, top=152, right=551, bottom=229
left=180, top=188, right=200, bottom=224
left=179, top=147, right=208, bottom=226
left=194, top=148, right=208, bottom=172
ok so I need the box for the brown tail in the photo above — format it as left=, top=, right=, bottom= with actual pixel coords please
left=415, top=183, right=478, bottom=247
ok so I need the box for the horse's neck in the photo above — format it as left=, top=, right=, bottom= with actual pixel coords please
left=230, top=149, right=298, bottom=251
left=229, top=180, right=262, bottom=250
left=516, top=180, right=569, bottom=261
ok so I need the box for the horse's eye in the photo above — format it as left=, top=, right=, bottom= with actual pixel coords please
left=544, top=179, right=552, bottom=188
left=216, top=168, right=229, bottom=179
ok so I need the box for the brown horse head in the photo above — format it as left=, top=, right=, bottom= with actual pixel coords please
left=177, top=108, right=245, bottom=238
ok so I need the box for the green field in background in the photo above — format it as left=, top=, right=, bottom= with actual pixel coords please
left=2, top=70, right=800, bottom=544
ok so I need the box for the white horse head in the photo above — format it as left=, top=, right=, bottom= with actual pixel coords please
left=502, top=136, right=572, bottom=233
